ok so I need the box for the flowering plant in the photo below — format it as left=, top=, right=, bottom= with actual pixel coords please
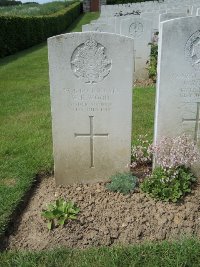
left=131, top=134, right=152, bottom=168
left=141, top=166, right=196, bottom=202
left=151, top=134, right=200, bottom=169
left=141, top=134, right=200, bottom=202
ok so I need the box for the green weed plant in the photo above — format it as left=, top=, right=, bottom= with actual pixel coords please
left=41, top=199, right=80, bottom=230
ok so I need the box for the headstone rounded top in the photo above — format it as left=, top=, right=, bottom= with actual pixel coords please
left=71, top=37, right=112, bottom=84
left=94, top=27, right=101, bottom=32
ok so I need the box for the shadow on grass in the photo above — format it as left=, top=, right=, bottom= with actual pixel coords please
left=0, top=43, right=47, bottom=68
left=67, top=13, right=86, bottom=32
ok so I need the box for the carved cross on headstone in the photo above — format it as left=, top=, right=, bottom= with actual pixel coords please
left=182, top=102, right=200, bottom=142
left=74, top=116, right=109, bottom=168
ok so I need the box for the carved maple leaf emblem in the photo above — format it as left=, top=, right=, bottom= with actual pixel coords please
left=71, top=38, right=112, bottom=84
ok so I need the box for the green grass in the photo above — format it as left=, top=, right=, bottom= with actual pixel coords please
left=0, top=12, right=100, bottom=236
left=1, top=238, right=200, bottom=266
left=0, top=1, right=76, bottom=17
left=132, top=86, right=155, bottom=143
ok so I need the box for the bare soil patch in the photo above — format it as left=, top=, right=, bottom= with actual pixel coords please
left=134, top=78, right=155, bottom=87
left=3, top=172, right=200, bottom=251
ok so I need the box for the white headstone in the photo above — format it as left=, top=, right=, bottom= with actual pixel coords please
left=48, top=32, right=134, bottom=184
left=141, top=11, right=166, bottom=32
left=155, top=16, right=200, bottom=176
left=82, top=23, right=115, bottom=33
left=159, top=12, right=187, bottom=23
left=120, top=17, right=152, bottom=80
left=196, top=7, right=200, bottom=16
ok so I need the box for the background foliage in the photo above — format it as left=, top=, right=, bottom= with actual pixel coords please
left=0, top=1, right=74, bottom=16
left=0, top=0, right=21, bottom=7
left=0, top=1, right=81, bottom=57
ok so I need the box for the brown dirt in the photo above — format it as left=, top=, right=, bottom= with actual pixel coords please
left=134, top=78, right=155, bottom=87
left=3, top=172, right=200, bottom=251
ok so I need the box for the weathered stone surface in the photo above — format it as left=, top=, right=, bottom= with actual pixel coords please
left=154, top=16, right=200, bottom=177
left=141, top=11, right=165, bottom=32
left=82, top=23, right=115, bottom=33
left=159, top=12, right=187, bottom=23
left=48, top=32, right=134, bottom=184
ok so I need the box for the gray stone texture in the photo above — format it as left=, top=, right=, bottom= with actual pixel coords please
left=48, top=32, right=134, bottom=184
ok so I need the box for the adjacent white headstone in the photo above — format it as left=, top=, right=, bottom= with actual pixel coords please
left=141, top=12, right=155, bottom=27
left=141, top=11, right=166, bottom=32
left=196, top=7, right=200, bottom=16
left=155, top=16, right=200, bottom=176
left=159, top=12, right=187, bottom=23
left=48, top=32, right=134, bottom=184
left=120, top=17, right=152, bottom=80
left=82, top=23, right=115, bottom=33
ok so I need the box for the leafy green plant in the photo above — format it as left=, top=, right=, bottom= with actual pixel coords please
left=41, top=199, right=80, bottom=230
left=141, top=166, right=196, bottom=202
left=106, top=173, right=137, bottom=195
left=147, top=43, right=158, bottom=82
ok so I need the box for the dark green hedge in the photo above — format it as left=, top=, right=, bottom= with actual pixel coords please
left=107, top=0, right=160, bottom=4
left=0, top=0, right=22, bottom=7
left=0, top=2, right=81, bottom=57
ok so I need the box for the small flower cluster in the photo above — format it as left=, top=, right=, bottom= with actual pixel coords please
left=152, top=134, right=200, bottom=169
left=141, top=134, right=199, bottom=202
left=159, top=168, right=179, bottom=183
left=131, top=135, right=152, bottom=168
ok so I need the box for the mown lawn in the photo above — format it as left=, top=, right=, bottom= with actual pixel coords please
left=1, top=238, right=200, bottom=267
left=132, top=86, right=155, bottom=142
